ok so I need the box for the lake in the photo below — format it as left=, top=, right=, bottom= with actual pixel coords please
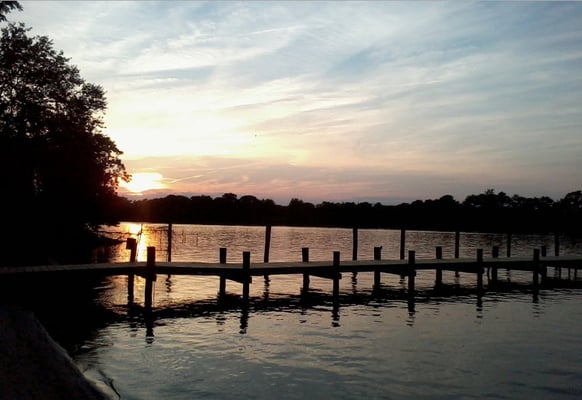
left=24, top=224, right=582, bottom=399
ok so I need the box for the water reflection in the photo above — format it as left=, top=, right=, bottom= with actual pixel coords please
left=103, top=223, right=582, bottom=264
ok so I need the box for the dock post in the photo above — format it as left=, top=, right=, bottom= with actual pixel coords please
left=541, top=246, right=547, bottom=257
left=476, top=249, right=484, bottom=292
left=167, top=223, right=172, bottom=262
left=242, top=251, right=251, bottom=300
left=435, top=246, right=443, bottom=286
left=352, top=228, right=358, bottom=261
left=127, top=237, right=138, bottom=262
left=373, top=246, right=382, bottom=288
left=491, top=246, right=499, bottom=284
left=554, top=233, right=560, bottom=257
left=507, top=233, right=512, bottom=258
left=264, top=225, right=272, bottom=263
left=126, top=238, right=137, bottom=304
left=454, top=231, right=460, bottom=277
left=145, top=246, right=156, bottom=309
left=408, top=250, right=416, bottom=295
left=219, top=248, right=227, bottom=296
left=400, top=229, right=406, bottom=260
left=492, top=246, right=499, bottom=258
left=333, top=251, right=340, bottom=298
left=302, top=248, right=310, bottom=292
left=264, top=225, right=272, bottom=282
left=533, top=248, right=540, bottom=287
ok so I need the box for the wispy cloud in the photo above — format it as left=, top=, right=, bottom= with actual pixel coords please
left=18, top=0, right=582, bottom=202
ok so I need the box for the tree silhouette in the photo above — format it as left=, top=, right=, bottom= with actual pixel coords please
left=0, top=22, right=128, bottom=265
left=0, top=1, right=21, bottom=22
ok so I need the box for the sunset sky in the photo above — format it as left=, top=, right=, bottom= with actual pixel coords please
left=16, top=1, right=582, bottom=204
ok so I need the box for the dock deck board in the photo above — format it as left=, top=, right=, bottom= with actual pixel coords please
left=2, top=255, right=581, bottom=277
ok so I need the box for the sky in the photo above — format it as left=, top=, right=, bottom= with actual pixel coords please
left=13, top=1, right=582, bottom=204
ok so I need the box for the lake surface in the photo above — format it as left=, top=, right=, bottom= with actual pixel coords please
left=29, top=224, right=582, bottom=399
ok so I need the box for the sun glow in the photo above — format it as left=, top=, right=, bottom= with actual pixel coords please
left=120, top=172, right=167, bottom=195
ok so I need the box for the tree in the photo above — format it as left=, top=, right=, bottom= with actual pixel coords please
left=0, top=1, right=21, bottom=22
left=0, top=22, right=128, bottom=264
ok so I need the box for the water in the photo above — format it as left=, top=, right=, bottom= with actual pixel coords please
left=29, top=225, right=582, bottom=399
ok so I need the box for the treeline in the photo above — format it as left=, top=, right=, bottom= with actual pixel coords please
left=109, top=189, right=582, bottom=234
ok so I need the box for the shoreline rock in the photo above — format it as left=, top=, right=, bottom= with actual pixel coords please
left=0, top=306, right=111, bottom=400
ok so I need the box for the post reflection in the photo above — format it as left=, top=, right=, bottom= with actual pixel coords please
left=240, top=299, right=249, bottom=335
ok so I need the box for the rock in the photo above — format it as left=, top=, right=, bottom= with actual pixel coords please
left=0, top=306, right=111, bottom=400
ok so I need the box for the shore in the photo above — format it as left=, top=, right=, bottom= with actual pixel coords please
left=0, top=306, right=111, bottom=400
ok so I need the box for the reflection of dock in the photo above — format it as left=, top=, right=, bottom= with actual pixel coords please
left=2, top=243, right=581, bottom=306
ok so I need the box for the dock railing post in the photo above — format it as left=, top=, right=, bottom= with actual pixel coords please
left=408, top=250, right=416, bottom=295
left=400, top=229, right=406, bottom=260
left=242, top=251, right=251, bottom=300
left=219, top=248, right=227, bottom=296
left=264, top=225, right=272, bottom=282
left=454, top=231, right=460, bottom=277
left=491, top=246, right=499, bottom=284
left=352, top=228, right=358, bottom=261
left=507, top=233, right=512, bottom=258
left=541, top=245, right=547, bottom=257
left=145, top=246, right=156, bottom=309
left=554, top=233, right=560, bottom=257
left=126, top=238, right=137, bottom=263
left=476, top=249, right=484, bottom=292
left=167, top=223, right=172, bottom=262
left=374, top=246, right=382, bottom=288
left=302, top=248, right=310, bottom=293
left=533, top=248, right=540, bottom=287
left=435, top=246, right=443, bottom=286
left=126, top=238, right=137, bottom=304
left=333, top=251, right=341, bottom=298
left=264, top=225, right=272, bottom=263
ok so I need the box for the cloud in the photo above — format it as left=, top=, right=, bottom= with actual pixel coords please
left=17, top=1, right=582, bottom=202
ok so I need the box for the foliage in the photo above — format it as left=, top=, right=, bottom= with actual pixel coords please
left=116, top=189, right=582, bottom=235
left=0, top=1, right=21, bottom=22
left=0, top=22, right=128, bottom=264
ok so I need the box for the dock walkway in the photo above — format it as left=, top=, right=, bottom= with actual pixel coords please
left=2, top=244, right=581, bottom=308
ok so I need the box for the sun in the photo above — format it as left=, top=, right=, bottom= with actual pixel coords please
left=119, top=172, right=167, bottom=195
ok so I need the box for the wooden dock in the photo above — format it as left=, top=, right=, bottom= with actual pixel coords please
left=1, top=242, right=581, bottom=308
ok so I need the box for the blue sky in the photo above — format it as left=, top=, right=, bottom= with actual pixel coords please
left=14, top=1, right=582, bottom=203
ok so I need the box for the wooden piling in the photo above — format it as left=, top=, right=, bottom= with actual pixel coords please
left=167, top=223, right=173, bottom=262
left=435, top=247, right=443, bottom=286
left=400, top=229, right=406, bottom=260
left=533, top=248, right=540, bottom=287
left=506, top=233, right=512, bottom=258
left=454, top=231, right=460, bottom=276
left=491, top=246, right=499, bottom=283
left=476, top=249, right=484, bottom=292
left=242, top=251, right=251, bottom=299
left=352, top=228, right=358, bottom=261
left=264, top=225, right=272, bottom=263
left=492, top=246, right=499, bottom=258
left=219, top=248, right=227, bottom=296
left=126, top=238, right=137, bottom=303
left=333, top=251, right=340, bottom=297
left=126, top=238, right=137, bottom=262
left=408, top=250, right=416, bottom=295
left=554, top=233, right=560, bottom=257
left=302, top=248, right=310, bottom=292
left=302, top=247, right=309, bottom=262
left=145, top=246, right=156, bottom=309
left=374, top=246, right=382, bottom=287
left=541, top=245, right=547, bottom=257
